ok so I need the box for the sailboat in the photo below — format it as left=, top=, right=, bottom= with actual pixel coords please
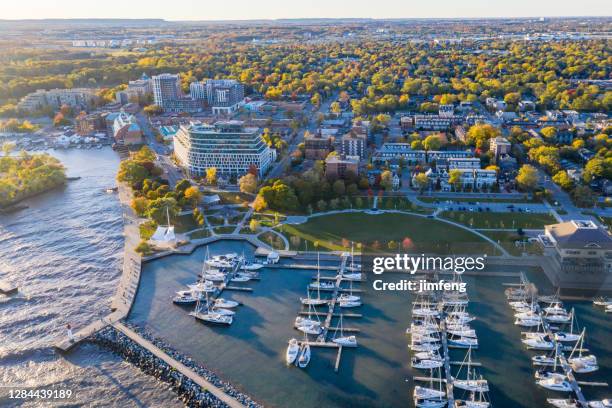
left=296, top=302, right=322, bottom=335
left=453, top=347, right=489, bottom=392
left=568, top=329, right=598, bottom=373
left=300, top=282, right=327, bottom=306
left=592, top=297, right=612, bottom=307
left=338, top=279, right=360, bottom=303
left=332, top=314, right=357, bottom=347
left=413, top=367, right=447, bottom=408
left=190, top=291, right=233, bottom=325
left=455, top=390, right=490, bottom=408
left=309, top=253, right=335, bottom=290
left=337, top=244, right=362, bottom=281
left=554, top=309, right=580, bottom=342
left=547, top=399, right=580, bottom=408
left=297, top=341, right=311, bottom=368
left=536, top=371, right=572, bottom=392
left=214, top=298, right=240, bottom=309
left=286, top=338, right=300, bottom=365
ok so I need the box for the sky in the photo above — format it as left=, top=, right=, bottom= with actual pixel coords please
left=3, top=0, right=611, bottom=20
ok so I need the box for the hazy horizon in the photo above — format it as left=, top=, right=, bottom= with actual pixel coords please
left=3, top=0, right=612, bottom=21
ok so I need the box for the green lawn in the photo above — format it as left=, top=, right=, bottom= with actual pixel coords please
left=481, top=231, right=543, bottom=256
left=278, top=212, right=494, bottom=254
left=217, top=191, right=254, bottom=205
left=213, top=226, right=236, bottom=234
left=440, top=211, right=555, bottom=229
left=173, top=213, right=198, bottom=233
left=188, top=229, right=212, bottom=239
left=206, top=215, right=225, bottom=226
left=258, top=231, right=287, bottom=250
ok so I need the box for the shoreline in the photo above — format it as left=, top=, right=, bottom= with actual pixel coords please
left=0, top=180, right=67, bottom=212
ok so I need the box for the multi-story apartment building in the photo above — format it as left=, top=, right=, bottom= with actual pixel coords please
left=340, top=131, right=366, bottom=159
left=152, top=73, right=182, bottom=108
left=205, top=79, right=245, bottom=115
left=541, top=220, right=612, bottom=289
left=448, top=157, right=481, bottom=170
left=304, top=132, right=334, bottom=160
left=373, top=143, right=473, bottom=165
left=173, top=121, right=275, bottom=178
left=413, top=114, right=462, bottom=131
left=75, top=112, right=106, bottom=136
left=490, top=136, right=512, bottom=157
left=325, top=155, right=360, bottom=179
left=17, top=88, right=97, bottom=112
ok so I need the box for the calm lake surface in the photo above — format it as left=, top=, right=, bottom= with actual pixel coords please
left=130, top=242, right=612, bottom=408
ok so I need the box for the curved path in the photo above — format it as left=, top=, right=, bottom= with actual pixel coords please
left=281, top=208, right=510, bottom=257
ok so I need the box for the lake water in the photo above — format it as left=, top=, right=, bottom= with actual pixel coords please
left=129, top=242, right=612, bottom=408
left=0, top=148, right=180, bottom=407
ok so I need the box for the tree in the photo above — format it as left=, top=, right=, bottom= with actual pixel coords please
left=380, top=170, right=393, bottom=190
left=2, top=142, right=15, bottom=156
left=143, top=104, right=163, bottom=116
left=206, top=167, right=217, bottom=185
left=571, top=185, right=595, bottom=208
left=253, top=194, right=267, bottom=212
left=330, top=101, right=341, bottom=114
left=249, top=219, right=260, bottom=233
left=131, top=196, right=149, bottom=216
left=552, top=170, right=573, bottom=190
left=540, top=126, right=558, bottom=141
left=583, top=157, right=611, bottom=182
left=448, top=169, right=462, bottom=191
left=414, top=173, right=429, bottom=192
left=184, top=186, right=202, bottom=207
left=423, top=134, right=441, bottom=151
left=239, top=173, right=258, bottom=194
left=516, top=164, right=539, bottom=191
left=117, top=160, right=148, bottom=185
left=466, top=124, right=500, bottom=149
left=332, top=179, right=346, bottom=196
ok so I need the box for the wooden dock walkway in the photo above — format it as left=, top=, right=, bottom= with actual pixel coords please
left=439, top=306, right=454, bottom=408
left=113, top=322, right=246, bottom=408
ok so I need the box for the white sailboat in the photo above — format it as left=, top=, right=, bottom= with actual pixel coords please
left=190, top=291, right=233, bottom=325
left=309, top=254, right=335, bottom=290
left=332, top=314, right=357, bottom=347
left=547, top=399, right=579, bottom=408
left=286, top=338, right=299, bottom=365
left=554, top=308, right=580, bottom=342
left=300, top=288, right=328, bottom=306
left=536, top=372, right=572, bottom=392
left=414, top=367, right=447, bottom=407
left=568, top=329, right=598, bottom=374
left=338, top=280, right=360, bottom=302
left=215, top=298, right=240, bottom=309
left=453, top=347, right=489, bottom=392
left=297, top=342, right=311, bottom=368
left=296, top=301, right=322, bottom=335
left=455, top=390, right=490, bottom=408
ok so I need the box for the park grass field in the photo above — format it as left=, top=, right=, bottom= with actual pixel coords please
left=440, top=211, right=556, bottom=229
left=278, top=212, right=495, bottom=254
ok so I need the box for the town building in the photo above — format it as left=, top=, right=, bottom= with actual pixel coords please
left=519, top=100, right=536, bottom=111
left=340, top=130, right=366, bottom=159
left=304, top=132, right=334, bottom=160
left=541, top=220, right=612, bottom=290
left=490, top=136, right=512, bottom=157
left=448, top=157, right=481, bottom=170
left=152, top=73, right=182, bottom=108
left=75, top=112, right=106, bottom=136
left=173, top=121, right=275, bottom=178
left=325, top=155, right=359, bottom=179
left=438, top=104, right=454, bottom=117
left=194, top=79, right=245, bottom=115
left=105, top=111, right=143, bottom=145
left=373, top=143, right=473, bottom=165
left=17, top=88, right=97, bottom=112
left=413, top=114, right=461, bottom=131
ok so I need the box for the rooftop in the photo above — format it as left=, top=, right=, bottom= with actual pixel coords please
left=545, top=220, right=612, bottom=250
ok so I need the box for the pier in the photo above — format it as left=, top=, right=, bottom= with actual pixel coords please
left=504, top=273, right=608, bottom=406
left=112, top=322, right=246, bottom=408
left=438, top=305, right=455, bottom=408
left=293, top=253, right=362, bottom=373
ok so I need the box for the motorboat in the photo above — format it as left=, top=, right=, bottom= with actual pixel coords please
left=515, top=317, right=542, bottom=327
left=338, top=299, right=361, bottom=308
left=569, top=355, right=599, bottom=373
left=337, top=272, right=362, bottom=281
left=536, top=374, right=572, bottom=392
left=544, top=302, right=567, bottom=315
left=295, top=316, right=320, bottom=328
left=215, top=298, right=239, bottom=309
left=242, top=262, right=263, bottom=271
left=286, top=339, right=299, bottom=365
left=173, top=289, right=207, bottom=305
left=296, top=323, right=322, bottom=335
left=300, top=295, right=328, bottom=306
left=338, top=293, right=360, bottom=303
left=211, top=307, right=235, bottom=316
left=588, top=400, right=612, bottom=408
left=532, top=354, right=558, bottom=366
left=522, top=338, right=554, bottom=350
left=455, top=391, right=490, bottom=408
left=415, top=398, right=447, bottom=408
left=547, top=399, right=579, bottom=408
left=448, top=328, right=477, bottom=338
left=309, top=280, right=336, bottom=290
left=412, top=358, right=443, bottom=369
left=230, top=274, right=250, bottom=283
left=188, top=280, right=217, bottom=293
left=448, top=336, right=479, bottom=348
left=411, top=334, right=440, bottom=343
left=202, top=272, right=226, bottom=282
left=297, top=343, right=311, bottom=368
left=546, top=313, right=571, bottom=324
left=414, top=350, right=442, bottom=361
left=414, top=386, right=445, bottom=400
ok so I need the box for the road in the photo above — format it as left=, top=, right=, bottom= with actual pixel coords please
left=265, top=92, right=338, bottom=180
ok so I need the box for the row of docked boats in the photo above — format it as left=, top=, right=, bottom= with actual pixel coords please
left=173, top=250, right=262, bottom=326
left=506, top=280, right=609, bottom=407
left=409, top=278, right=491, bottom=408
left=286, top=252, right=362, bottom=369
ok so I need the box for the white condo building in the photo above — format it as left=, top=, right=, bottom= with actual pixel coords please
left=173, top=121, right=276, bottom=178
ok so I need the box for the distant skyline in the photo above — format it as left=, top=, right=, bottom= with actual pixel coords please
left=3, top=0, right=612, bottom=21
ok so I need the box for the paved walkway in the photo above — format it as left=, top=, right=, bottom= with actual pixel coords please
left=113, top=322, right=246, bottom=408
